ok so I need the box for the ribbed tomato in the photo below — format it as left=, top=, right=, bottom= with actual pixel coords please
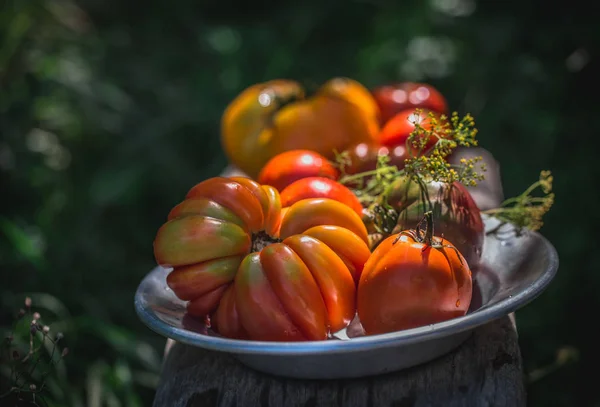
left=258, top=150, right=339, bottom=192
left=153, top=176, right=370, bottom=341
left=280, top=177, right=363, bottom=217
left=357, top=212, right=472, bottom=335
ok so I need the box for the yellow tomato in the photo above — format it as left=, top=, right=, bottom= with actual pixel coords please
left=221, top=78, right=380, bottom=178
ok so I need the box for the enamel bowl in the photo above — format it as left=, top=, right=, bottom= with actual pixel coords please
left=135, top=215, right=558, bottom=379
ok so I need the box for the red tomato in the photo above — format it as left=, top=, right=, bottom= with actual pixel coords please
left=378, top=108, right=443, bottom=152
left=258, top=150, right=339, bottom=192
left=357, top=213, right=472, bottom=335
left=386, top=177, right=484, bottom=269
left=154, top=176, right=370, bottom=341
left=372, top=82, right=448, bottom=125
left=280, top=177, right=363, bottom=217
left=342, top=142, right=409, bottom=176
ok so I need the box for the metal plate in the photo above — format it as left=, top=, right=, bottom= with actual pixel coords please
left=134, top=216, right=558, bottom=379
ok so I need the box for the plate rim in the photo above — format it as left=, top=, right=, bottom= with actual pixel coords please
left=134, top=229, right=559, bottom=356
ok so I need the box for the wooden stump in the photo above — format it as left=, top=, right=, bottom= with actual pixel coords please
left=153, top=315, right=524, bottom=407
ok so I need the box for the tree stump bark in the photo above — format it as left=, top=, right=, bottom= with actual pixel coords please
left=153, top=315, right=524, bottom=407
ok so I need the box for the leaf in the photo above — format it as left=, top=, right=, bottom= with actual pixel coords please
left=0, top=218, right=45, bottom=268
left=83, top=321, right=161, bottom=373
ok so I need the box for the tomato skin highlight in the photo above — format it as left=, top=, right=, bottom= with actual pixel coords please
left=280, top=177, right=364, bottom=217
left=258, top=150, right=339, bottom=192
left=358, top=232, right=472, bottom=336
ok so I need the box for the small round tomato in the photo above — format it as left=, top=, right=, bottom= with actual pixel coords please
left=258, top=150, right=339, bottom=192
left=378, top=108, right=442, bottom=151
left=372, top=82, right=448, bottom=125
left=357, top=212, right=472, bottom=336
left=386, top=177, right=484, bottom=268
left=342, top=142, right=409, bottom=176
left=154, top=177, right=370, bottom=342
left=280, top=177, right=363, bottom=217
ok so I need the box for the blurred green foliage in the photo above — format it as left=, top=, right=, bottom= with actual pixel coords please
left=1, top=0, right=598, bottom=405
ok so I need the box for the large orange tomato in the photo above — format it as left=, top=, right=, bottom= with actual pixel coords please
left=221, top=78, right=380, bottom=178
left=280, top=177, right=364, bottom=217
left=357, top=212, right=472, bottom=336
left=258, top=150, right=339, bottom=192
left=153, top=177, right=370, bottom=341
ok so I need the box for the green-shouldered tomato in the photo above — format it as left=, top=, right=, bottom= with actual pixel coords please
left=154, top=177, right=370, bottom=341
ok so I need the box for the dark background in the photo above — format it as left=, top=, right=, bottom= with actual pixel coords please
left=1, top=0, right=598, bottom=405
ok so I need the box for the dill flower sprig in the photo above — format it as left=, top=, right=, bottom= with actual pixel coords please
left=337, top=110, right=486, bottom=210
left=403, top=110, right=485, bottom=186
left=335, top=110, right=554, bottom=237
left=483, top=170, right=555, bottom=232
left=0, top=297, right=69, bottom=406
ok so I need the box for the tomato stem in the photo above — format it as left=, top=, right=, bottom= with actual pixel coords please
left=251, top=231, right=281, bottom=252
left=415, top=211, right=435, bottom=246
left=273, top=94, right=302, bottom=111
left=264, top=92, right=304, bottom=127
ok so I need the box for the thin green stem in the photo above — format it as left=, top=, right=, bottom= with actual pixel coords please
left=338, top=169, right=385, bottom=184
left=520, top=180, right=542, bottom=199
